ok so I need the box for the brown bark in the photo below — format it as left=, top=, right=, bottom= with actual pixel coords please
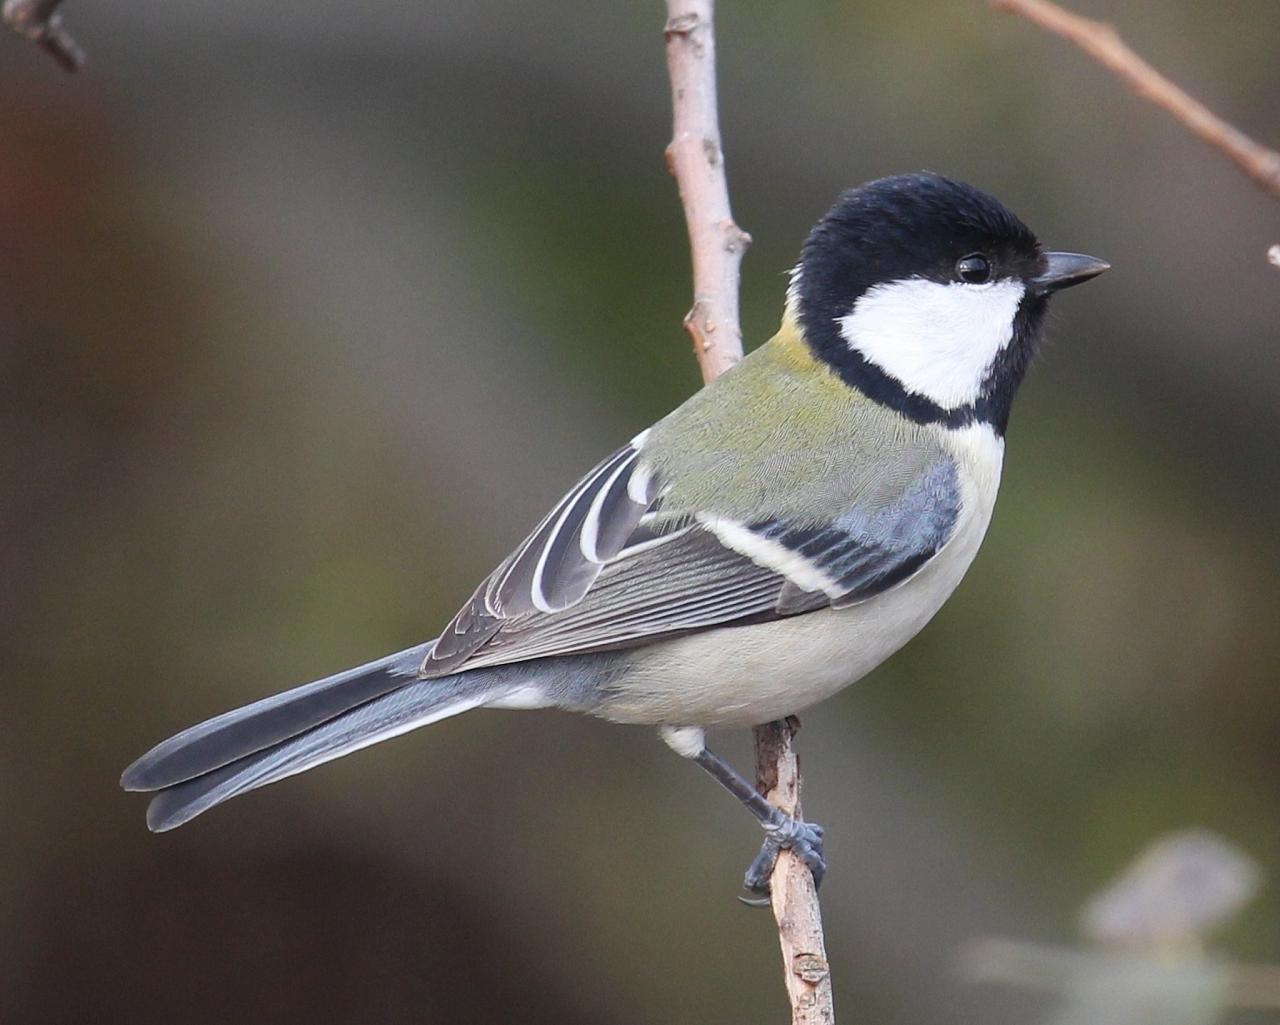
left=663, top=5, right=834, bottom=1022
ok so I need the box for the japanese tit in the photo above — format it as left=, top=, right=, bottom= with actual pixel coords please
left=123, top=172, right=1107, bottom=895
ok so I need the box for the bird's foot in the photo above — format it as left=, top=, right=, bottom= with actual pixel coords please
left=740, top=816, right=825, bottom=905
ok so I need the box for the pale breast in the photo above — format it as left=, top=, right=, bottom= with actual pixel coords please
left=594, top=423, right=1005, bottom=727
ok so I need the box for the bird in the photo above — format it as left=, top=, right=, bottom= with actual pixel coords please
left=122, top=172, right=1108, bottom=897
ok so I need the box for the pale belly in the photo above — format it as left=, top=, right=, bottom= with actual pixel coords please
left=594, top=477, right=996, bottom=727
left=590, top=422, right=1004, bottom=727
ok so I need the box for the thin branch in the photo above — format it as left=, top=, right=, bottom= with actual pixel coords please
left=958, top=936, right=1094, bottom=993
left=3, top=0, right=85, bottom=71
left=663, top=0, right=751, bottom=380
left=963, top=939, right=1280, bottom=1012
left=755, top=719, right=836, bottom=1024
left=992, top=0, right=1280, bottom=200
left=663, top=5, right=834, bottom=1023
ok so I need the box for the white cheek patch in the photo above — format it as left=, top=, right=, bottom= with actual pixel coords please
left=837, top=277, right=1025, bottom=408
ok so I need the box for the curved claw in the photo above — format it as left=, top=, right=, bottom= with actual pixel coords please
left=740, top=816, right=827, bottom=901
left=744, top=835, right=783, bottom=895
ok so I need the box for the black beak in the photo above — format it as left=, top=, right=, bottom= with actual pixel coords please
left=1032, top=251, right=1110, bottom=294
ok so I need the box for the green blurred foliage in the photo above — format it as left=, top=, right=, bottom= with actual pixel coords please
left=1, top=2, right=1278, bottom=1023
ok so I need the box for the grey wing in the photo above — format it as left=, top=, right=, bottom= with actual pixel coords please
left=423, top=449, right=962, bottom=676
left=425, top=436, right=660, bottom=674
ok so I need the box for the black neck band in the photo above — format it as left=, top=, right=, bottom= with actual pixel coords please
left=798, top=293, right=1048, bottom=438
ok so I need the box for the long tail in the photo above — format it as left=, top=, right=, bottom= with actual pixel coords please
left=121, top=642, right=514, bottom=832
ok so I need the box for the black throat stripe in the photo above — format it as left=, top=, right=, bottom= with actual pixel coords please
left=796, top=291, right=1049, bottom=437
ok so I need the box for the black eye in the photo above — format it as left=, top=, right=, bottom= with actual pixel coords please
left=956, top=253, right=991, bottom=284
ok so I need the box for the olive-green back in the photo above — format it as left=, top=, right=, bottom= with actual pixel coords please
left=645, top=319, right=949, bottom=524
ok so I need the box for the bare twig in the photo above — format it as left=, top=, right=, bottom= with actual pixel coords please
left=4, top=0, right=84, bottom=71
left=663, top=0, right=751, bottom=380
left=663, top=4, right=833, bottom=1022
left=992, top=0, right=1280, bottom=200
left=755, top=719, right=836, bottom=1024
left=958, top=936, right=1092, bottom=992
left=963, top=833, right=1280, bottom=1018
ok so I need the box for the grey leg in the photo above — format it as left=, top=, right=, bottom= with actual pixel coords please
left=692, top=745, right=826, bottom=899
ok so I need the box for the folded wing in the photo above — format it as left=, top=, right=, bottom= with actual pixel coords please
left=423, top=438, right=961, bottom=677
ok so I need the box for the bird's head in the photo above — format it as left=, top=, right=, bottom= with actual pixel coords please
left=791, top=172, right=1108, bottom=435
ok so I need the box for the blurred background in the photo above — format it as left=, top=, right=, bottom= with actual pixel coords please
left=2, top=1, right=1279, bottom=1022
